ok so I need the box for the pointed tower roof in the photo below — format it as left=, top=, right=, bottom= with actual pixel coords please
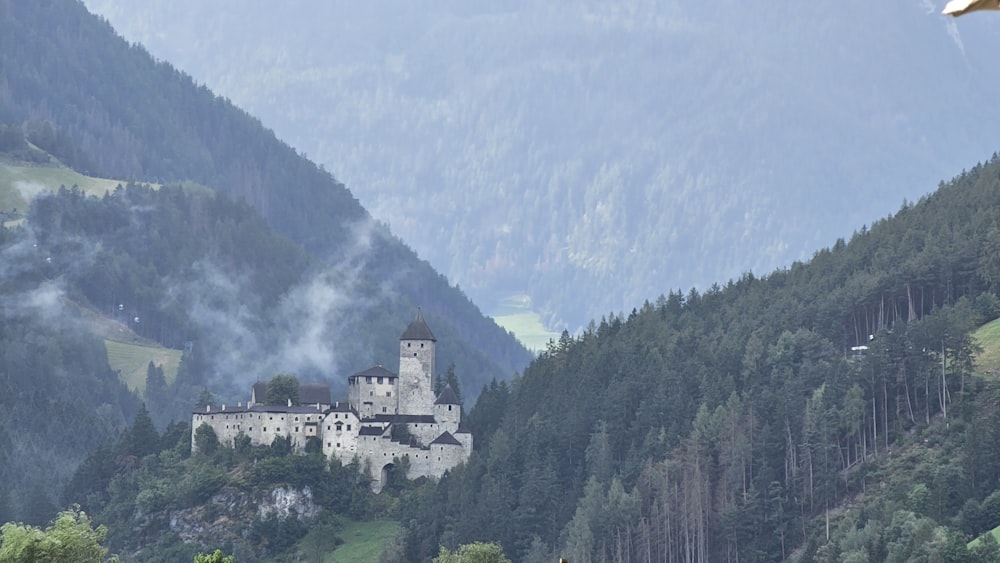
left=434, top=384, right=461, bottom=405
left=400, top=309, right=436, bottom=341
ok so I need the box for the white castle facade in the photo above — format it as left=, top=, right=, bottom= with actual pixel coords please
left=191, top=312, right=472, bottom=492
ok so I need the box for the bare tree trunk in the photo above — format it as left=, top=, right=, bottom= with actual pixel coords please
left=872, top=394, right=878, bottom=456
left=904, top=373, right=915, bottom=424
left=883, top=378, right=889, bottom=451
left=825, top=502, right=830, bottom=541
left=925, top=369, right=931, bottom=424
left=940, top=340, right=947, bottom=419
left=907, top=283, right=917, bottom=321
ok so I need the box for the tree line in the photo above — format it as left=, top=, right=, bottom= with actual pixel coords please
left=390, top=154, right=1000, bottom=562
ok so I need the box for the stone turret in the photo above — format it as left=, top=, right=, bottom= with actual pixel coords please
left=348, top=365, right=398, bottom=418
left=433, top=384, right=461, bottom=430
left=397, top=309, right=436, bottom=415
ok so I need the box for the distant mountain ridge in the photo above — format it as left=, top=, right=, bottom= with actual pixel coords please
left=81, top=0, right=1000, bottom=331
left=0, top=0, right=531, bottom=388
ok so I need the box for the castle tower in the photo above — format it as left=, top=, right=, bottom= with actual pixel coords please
left=433, top=384, right=461, bottom=432
left=348, top=365, right=398, bottom=419
left=397, top=309, right=436, bottom=415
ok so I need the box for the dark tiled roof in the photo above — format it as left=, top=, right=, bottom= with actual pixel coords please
left=365, top=414, right=437, bottom=424
left=359, top=426, right=386, bottom=436
left=299, top=382, right=331, bottom=405
left=350, top=365, right=397, bottom=380
left=328, top=401, right=358, bottom=415
left=434, top=384, right=460, bottom=405
left=455, top=422, right=471, bottom=434
left=400, top=309, right=436, bottom=341
left=430, top=431, right=463, bottom=446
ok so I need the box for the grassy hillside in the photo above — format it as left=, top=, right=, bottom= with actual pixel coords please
left=0, top=159, right=155, bottom=220
left=104, top=339, right=181, bottom=392
left=325, top=520, right=400, bottom=563
left=973, top=317, right=1000, bottom=375
left=968, top=525, right=1000, bottom=549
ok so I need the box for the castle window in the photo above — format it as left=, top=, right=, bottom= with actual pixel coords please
left=448, top=405, right=452, bottom=411
left=327, top=442, right=331, bottom=448
left=407, top=343, right=411, bottom=348
left=386, top=392, right=392, bottom=397
left=377, top=377, right=383, bottom=384
left=295, top=426, right=299, bottom=432
left=347, top=425, right=352, bottom=431
left=413, top=353, right=417, bottom=357
left=382, top=407, right=387, bottom=413
left=369, top=391, right=374, bottom=397
left=269, top=416, right=273, bottom=421
left=327, top=425, right=330, bottom=431
left=336, top=442, right=340, bottom=448
left=294, top=416, right=299, bottom=422
left=420, top=343, right=424, bottom=348
left=264, top=427, right=268, bottom=432
left=366, top=376, right=372, bottom=384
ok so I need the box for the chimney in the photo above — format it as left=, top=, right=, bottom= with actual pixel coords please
left=287, top=398, right=292, bottom=407
left=206, top=405, right=211, bottom=412
left=222, top=404, right=226, bottom=411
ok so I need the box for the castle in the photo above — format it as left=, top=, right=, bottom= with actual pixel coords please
left=191, top=311, right=472, bottom=492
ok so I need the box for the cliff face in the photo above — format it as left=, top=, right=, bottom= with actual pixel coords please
left=166, top=486, right=320, bottom=556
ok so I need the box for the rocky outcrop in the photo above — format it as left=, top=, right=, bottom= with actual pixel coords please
left=168, top=485, right=320, bottom=548
left=258, top=486, right=320, bottom=521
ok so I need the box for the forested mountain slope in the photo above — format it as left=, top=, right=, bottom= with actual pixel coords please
left=391, top=155, right=1000, bottom=562
left=82, top=0, right=1000, bottom=331
left=0, top=217, right=140, bottom=524
left=0, top=0, right=531, bottom=380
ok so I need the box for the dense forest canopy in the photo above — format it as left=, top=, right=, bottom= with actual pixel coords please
left=0, top=210, right=139, bottom=523
left=82, top=0, right=1000, bottom=331
left=391, top=155, right=1000, bottom=562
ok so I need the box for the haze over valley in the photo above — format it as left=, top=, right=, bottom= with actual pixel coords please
left=85, top=0, right=1000, bottom=341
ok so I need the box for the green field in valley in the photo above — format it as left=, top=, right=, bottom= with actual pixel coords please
left=491, top=293, right=559, bottom=352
